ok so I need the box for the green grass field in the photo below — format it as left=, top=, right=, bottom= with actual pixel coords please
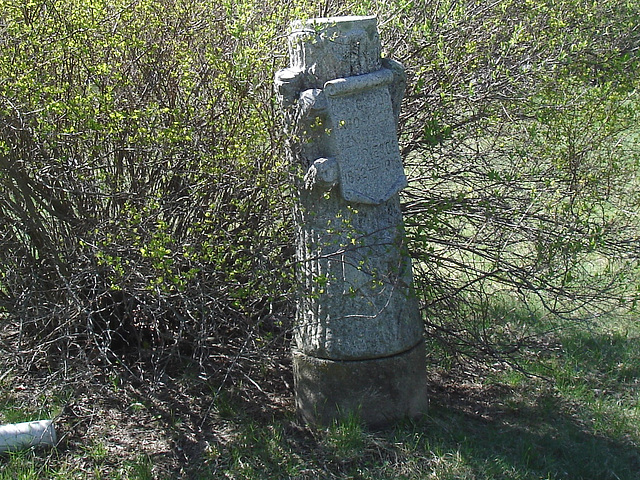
left=1, top=310, right=639, bottom=479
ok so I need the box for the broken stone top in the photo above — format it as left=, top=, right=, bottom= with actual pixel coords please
left=288, top=16, right=382, bottom=87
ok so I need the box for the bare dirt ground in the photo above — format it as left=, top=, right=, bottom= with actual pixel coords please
left=0, top=319, right=300, bottom=478
left=0, top=317, right=560, bottom=479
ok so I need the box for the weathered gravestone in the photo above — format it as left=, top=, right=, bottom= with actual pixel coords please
left=275, top=15, right=428, bottom=427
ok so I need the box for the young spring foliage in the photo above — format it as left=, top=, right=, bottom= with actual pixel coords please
left=0, top=0, right=638, bottom=364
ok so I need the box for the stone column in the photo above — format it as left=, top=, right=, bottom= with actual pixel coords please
left=275, top=16, right=428, bottom=427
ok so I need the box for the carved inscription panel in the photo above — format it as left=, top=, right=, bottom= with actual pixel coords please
left=325, top=79, right=407, bottom=205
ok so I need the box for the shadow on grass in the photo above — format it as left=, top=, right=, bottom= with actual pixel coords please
left=412, top=378, right=640, bottom=480
left=5, top=318, right=639, bottom=480
left=559, top=327, right=640, bottom=387
left=182, top=374, right=640, bottom=480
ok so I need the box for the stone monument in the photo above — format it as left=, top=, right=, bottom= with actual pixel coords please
left=275, top=15, right=428, bottom=427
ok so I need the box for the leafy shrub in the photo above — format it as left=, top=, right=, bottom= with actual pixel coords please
left=0, top=0, right=638, bottom=367
left=0, top=0, right=304, bottom=361
left=320, top=0, right=640, bottom=363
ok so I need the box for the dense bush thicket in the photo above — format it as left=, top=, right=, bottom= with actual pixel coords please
left=0, top=0, right=304, bottom=362
left=381, top=0, right=640, bottom=361
left=0, top=0, right=638, bottom=366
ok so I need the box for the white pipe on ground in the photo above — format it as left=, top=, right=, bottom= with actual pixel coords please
left=0, top=420, right=57, bottom=453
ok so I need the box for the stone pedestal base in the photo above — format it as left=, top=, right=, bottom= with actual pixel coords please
left=293, top=341, right=428, bottom=428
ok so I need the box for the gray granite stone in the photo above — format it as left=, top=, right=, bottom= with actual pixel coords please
left=325, top=69, right=407, bottom=205
left=275, top=15, right=427, bottom=427
left=293, top=193, right=422, bottom=360
left=288, top=16, right=382, bottom=88
left=293, top=342, right=429, bottom=428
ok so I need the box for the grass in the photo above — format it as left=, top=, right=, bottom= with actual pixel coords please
left=1, top=312, right=639, bottom=479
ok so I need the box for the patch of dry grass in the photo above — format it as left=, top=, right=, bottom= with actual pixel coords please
left=1, top=314, right=640, bottom=479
